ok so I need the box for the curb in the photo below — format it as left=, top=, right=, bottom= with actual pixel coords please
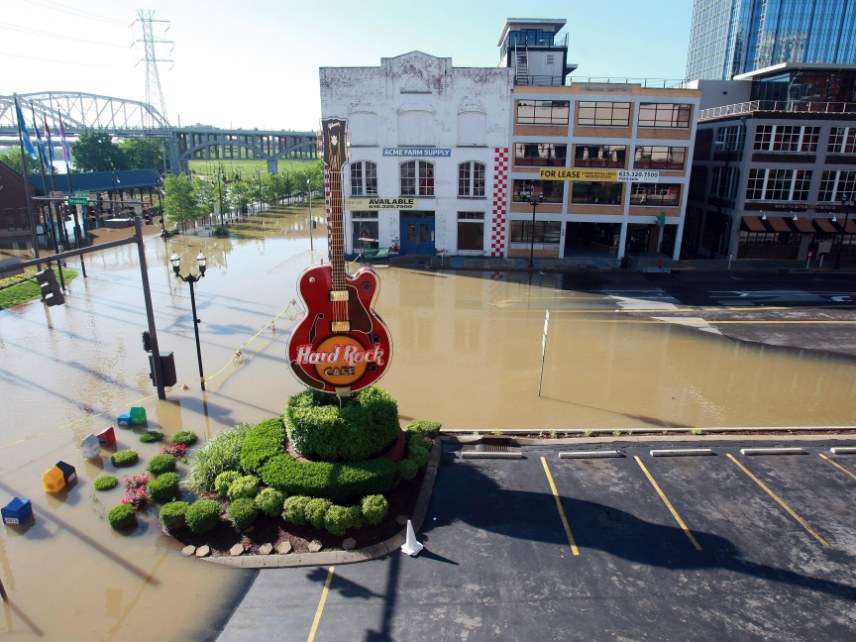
left=558, top=450, right=623, bottom=459
left=830, top=446, right=856, bottom=455
left=650, top=448, right=715, bottom=457
left=739, top=447, right=807, bottom=456
left=203, top=438, right=443, bottom=569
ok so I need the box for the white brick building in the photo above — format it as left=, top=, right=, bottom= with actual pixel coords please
left=320, top=51, right=512, bottom=256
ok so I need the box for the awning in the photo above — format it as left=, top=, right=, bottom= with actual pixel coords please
left=742, top=216, right=766, bottom=232
left=793, top=218, right=815, bottom=233
left=767, top=217, right=790, bottom=232
left=816, top=218, right=838, bottom=233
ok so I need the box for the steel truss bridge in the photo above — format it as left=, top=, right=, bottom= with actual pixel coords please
left=0, top=92, right=317, bottom=174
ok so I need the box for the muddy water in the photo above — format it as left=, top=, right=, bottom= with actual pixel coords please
left=1, top=205, right=855, bottom=640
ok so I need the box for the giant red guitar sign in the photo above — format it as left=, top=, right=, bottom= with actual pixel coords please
left=287, top=118, right=392, bottom=394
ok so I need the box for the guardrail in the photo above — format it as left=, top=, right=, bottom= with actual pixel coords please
left=567, top=76, right=690, bottom=89
left=699, top=100, right=856, bottom=121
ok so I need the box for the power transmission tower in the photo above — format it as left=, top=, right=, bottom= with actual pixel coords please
left=131, top=9, right=174, bottom=125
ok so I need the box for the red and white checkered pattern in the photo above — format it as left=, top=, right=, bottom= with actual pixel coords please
left=489, top=147, right=509, bottom=257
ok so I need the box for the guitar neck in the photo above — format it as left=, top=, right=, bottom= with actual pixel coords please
left=328, top=162, right=347, bottom=291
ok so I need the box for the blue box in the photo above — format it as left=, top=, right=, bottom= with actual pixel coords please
left=117, top=411, right=132, bottom=427
left=2, top=497, right=33, bottom=526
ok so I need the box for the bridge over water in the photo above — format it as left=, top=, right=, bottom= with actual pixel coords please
left=0, top=92, right=316, bottom=174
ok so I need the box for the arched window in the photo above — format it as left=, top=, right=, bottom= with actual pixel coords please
left=400, top=161, right=434, bottom=196
left=458, top=161, right=485, bottom=197
left=350, top=161, right=377, bottom=196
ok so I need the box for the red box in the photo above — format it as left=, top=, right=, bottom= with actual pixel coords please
left=97, top=426, right=116, bottom=448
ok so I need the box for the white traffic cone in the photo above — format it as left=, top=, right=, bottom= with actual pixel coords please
left=401, top=519, right=423, bottom=557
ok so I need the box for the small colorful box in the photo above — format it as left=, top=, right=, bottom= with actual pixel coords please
left=80, top=434, right=100, bottom=459
left=117, top=412, right=132, bottom=427
left=129, top=406, right=147, bottom=426
left=2, top=497, right=33, bottom=526
left=42, top=466, right=66, bottom=493
left=97, top=426, right=116, bottom=448
left=55, top=461, right=77, bottom=486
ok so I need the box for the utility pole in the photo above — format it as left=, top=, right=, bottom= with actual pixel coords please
left=132, top=10, right=174, bottom=124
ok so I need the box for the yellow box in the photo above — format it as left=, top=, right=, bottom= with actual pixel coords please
left=42, top=466, right=66, bottom=493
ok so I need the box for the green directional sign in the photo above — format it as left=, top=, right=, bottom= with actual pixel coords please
left=68, top=195, right=89, bottom=206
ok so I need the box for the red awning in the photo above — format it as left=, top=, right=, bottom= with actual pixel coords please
left=816, top=218, right=837, bottom=233
left=793, top=218, right=815, bottom=233
left=743, top=216, right=766, bottom=232
left=767, top=217, right=790, bottom=232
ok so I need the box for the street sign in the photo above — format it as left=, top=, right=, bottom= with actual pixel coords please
left=68, top=193, right=89, bottom=206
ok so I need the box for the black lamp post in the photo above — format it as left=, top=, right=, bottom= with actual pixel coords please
left=171, top=252, right=207, bottom=390
left=524, top=188, right=544, bottom=269
left=834, top=192, right=856, bottom=269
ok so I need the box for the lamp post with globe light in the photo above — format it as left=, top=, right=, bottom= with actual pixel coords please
left=170, top=252, right=207, bottom=390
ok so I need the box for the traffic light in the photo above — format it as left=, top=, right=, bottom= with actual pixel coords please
left=142, top=331, right=152, bottom=353
left=148, top=352, right=177, bottom=387
left=36, top=266, right=65, bottom=306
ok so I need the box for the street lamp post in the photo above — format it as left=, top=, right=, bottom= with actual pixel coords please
left=835, top=193, right=856, bottom=269
left=306, top=178, right=314, bottom=251
left=525, top=189, right=544, bottom=269
left=170, top=252, right=207, bottom=391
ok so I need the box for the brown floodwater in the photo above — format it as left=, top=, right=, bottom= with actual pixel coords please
left=1, top=204, right=855, bottom=640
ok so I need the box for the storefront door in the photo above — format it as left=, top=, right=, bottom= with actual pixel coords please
left=400, top=211, right=435, bottom=255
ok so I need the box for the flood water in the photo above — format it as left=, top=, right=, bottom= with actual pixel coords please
left=1, top=205, right=855, bottom=640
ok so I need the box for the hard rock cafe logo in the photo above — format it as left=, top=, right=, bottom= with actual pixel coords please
left=295, top=336, right=386, bottom=386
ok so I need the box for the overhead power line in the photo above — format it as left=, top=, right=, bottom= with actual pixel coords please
left=23, top=0, right=125, bottom=25
left=0, top=49, right=114, bottom=68
left=0, top=21, right=127, bottom=48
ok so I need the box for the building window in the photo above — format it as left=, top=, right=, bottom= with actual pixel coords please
left=457, top=162, right=485, bottom=197
left=457, top=211, right=484, bottom=251
left=351, top=211, right=378, bottom=250
left=515, top=100, right=569, bottom=125
left=512, top=179, right=563, bottom=203
left=744, top=168, right=812, bottom=201
left=818, top=170, right=856, bottom=201
left=574, top=145, right=626, bottom=168
left=571, top=182, right=623, bottom=205
left=710, top=166, right=739, bottom=198
left=545, top=54, right=555, bottom=65
left=400, top=160, right=434, bottom=196
left=634, top=145, right=687, bottom=170
left=715, top=126, right=743, bottom=151
left=638, top=103, right=691, bottom=128
left=827, top=127, right=856, bottom=154
left=630, top=183, right=681, bottom=206
left=576, top=101, right=631, bottom=127
left=350, top=161, right=377, bottom=196
left=510, top=220, right=562, bottom=244
left=514, top=143, right=566, bottom=166
left=753, top=125, right=819, bottom=152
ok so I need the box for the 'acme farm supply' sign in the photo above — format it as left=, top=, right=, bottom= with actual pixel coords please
left=345, top=197, right=417, bottom=210
left=539, top=168, right=660, bottom=183
left=383, top=148, right=452, bottom=157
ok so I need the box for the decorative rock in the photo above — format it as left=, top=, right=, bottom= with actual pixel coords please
left=229, top=543, right=244, bottom=557
left=342, top=537, right=356, bottom=551
left=195, top=545, right=211, bottom=558
left=258, top=543, right=273, bottom=555
left=307, top=540, right=323, bottom=553
left=395, top=514, right=409, bottom=526
left=181, top=545, right=196, bottom=557
left=275, top=541, right=293, bottom=555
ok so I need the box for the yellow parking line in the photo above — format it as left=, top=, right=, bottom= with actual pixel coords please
left=540, top=456, right=580, bottom=556
left=307, top=566, right=335, bottom=642
left=726, top=453, right=830, bottom=548
left=819, top=453, right=856, bottom=482
left=634, top=456, right=703, bottom=551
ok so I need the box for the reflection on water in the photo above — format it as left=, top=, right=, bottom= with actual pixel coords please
left=1, top=205, right=855, bottom=640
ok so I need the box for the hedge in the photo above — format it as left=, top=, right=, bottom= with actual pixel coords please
left=140, top=431, right=164, bottom=443
left=361, top=494, right=389, bottom=525
left=304, top=498, right=332, bottom=529
left=227, top=475, right=259, bottom=500
left=185, top=499, right=221, bottom=534
left=324, top=504, right=355, bottom=536
left=108, top=504, right=136, bottom=531
left=227, top=498, right=258, bottom=530
left=405, top=420, right=442, bottom=437
left=160, top=500, right=189, bottom=531
left=148, top=472, right=180, bottom=504
left=188, top=423, right=251, bottom=492
left=111, top=449, right=139, bottom=467
left=282, top=495, right=311, bottom=525
left=214, top=470, right=241, bottom=497
left=285, top=386, right=399, bottom=461
left=94, top=475, right=119, bottom=491
left=398, top=458, right=418, bottom=480
left=172, top=431, right=198, bottom=446
left=259, top=453, right=397, bottom=502
left=254, top=487, right=284, bottom=518
left=239, top=417, right=286, bottom=473
left=147, top=454, right=177, bottom=476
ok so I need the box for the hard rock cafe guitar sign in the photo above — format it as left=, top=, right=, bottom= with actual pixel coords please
left=287, top=118, right=392, bottom=395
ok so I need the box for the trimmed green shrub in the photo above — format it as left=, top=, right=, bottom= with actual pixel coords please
left=345, top=505, right=364, bottom=529
left=111, top=449, right=139, bottom=467
left=361, top=494, right=389, bottom=525
left=108, top=504, right=136, bottom=531
left=148, top=472, right=180, bottom=504
left=227, top=498, right=258, bottom=530
left=214, top=470, right=241, bottom=497
left=285, top=386, right=399, bottom=461
left=188, top=423, right=251, bottom=492
left=405, top=420, right=441, bottom=437
left=185, top=499, right=221, bottom=534
left=147, top=454, right=176, bottom=476
left=94, top=475, right=119, bottom=491
left=254, top=487, right=285, bottom=518
left=160, top=500, right=189, bottom=531
left=227, top=475, right=259, bottom=500
left=324, top=504, right=354, bottom=536
left=239, top=417, right=286, bottom=473
left=172, top=430, right=198, bottom=446
left=282, top=495, right=311, bottom=525
left=398, top=458, right=418, bottom=481
left=304, top=498, right=332, bottom=529
left=140, top=431, right=164, bottom=443
left=407, top=436, right=431, bottom=468
left=259, top=453, right=397, bottom=502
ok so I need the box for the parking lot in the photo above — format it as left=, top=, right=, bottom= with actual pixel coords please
left=219, top=440, right=856, bottom=642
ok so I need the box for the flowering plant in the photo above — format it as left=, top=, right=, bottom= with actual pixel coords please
left=161, top=443, right=188, bottom=458
left=121, top=473, right=150, bottom=510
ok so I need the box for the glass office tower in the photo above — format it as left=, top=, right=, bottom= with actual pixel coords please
left=686, top=0, right=856, bottom=80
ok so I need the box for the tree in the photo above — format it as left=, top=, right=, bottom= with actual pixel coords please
left=119, top=138, right=164, bottom=171
left=71, top=131, right=127, bottom=172
left=0, top=148, right=30, bottom=175
left=163, top=174, right=199, bottom=229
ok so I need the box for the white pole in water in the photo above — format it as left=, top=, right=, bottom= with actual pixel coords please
left=538, top=309, right=550, bottom=397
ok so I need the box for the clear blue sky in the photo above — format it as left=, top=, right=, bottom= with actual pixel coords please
left=3, top=0, right=692, bottom=130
